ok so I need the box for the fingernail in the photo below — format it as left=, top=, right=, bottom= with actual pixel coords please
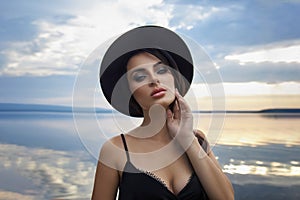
left=167, top=109, right=172, bottom=117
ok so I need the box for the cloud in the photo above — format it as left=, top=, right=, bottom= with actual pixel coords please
left=1, top=0, right=299, bottom=109
left=191, top=81, right=300, bottom=98
left=0, top=0, right=174, bottom=76
left=206, top=40, right=300, bottom=83
left=183, top=1, right=300, bottom=48
left=1, top=19, right=84, bottom=76
left=0, top=0, right=233, bottom=77
left=0, top=191, right=35, bottom=200
left=222, top=81, right=300, bottom=96
left=225, top=42, right=300, bottom=64
left=170, top=5, right=227, bottom=30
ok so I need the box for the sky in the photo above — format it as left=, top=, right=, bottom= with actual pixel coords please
left=0, top=0, right=299, bottom=111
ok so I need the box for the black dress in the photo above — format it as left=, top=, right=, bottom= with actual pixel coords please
left=118, top=134, right=209, bottom=200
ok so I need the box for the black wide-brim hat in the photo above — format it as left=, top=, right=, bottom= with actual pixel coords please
left=100, top=25, right=194, bottom=117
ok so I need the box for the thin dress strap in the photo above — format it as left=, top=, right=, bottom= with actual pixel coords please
left=120, top=134, right=131, bottom=162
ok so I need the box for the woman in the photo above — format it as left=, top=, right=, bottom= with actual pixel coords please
left=92, top=26, right=234, bottom=199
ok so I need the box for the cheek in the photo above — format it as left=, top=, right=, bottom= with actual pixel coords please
left=162, top=74, right=175, bottom=91
left=128, top=81, right=146, bottom=97
left=133, top=88, right=143, bottom=100
left=127, top=80, right=147, bottom=104
left=131, top=86, right=148, bottom=109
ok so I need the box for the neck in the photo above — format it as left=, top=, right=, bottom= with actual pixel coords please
left=136, top=105, right=171, bottom=142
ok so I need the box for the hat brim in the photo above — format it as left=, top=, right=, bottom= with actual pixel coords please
left=100, top=25, right=193, bottom=117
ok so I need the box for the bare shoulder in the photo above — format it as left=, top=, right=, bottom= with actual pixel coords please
left=99, top=134, right=127, bottom=171
left=110, top=134, right=126, bottom=148
left=101, top=134, right=125, bottom=151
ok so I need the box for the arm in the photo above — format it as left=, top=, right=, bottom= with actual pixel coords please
left=92, top=141, right=120, bottom=200
left=166, top=90, right=234, bottom=200
left=189, top=130, right=234, bottom=200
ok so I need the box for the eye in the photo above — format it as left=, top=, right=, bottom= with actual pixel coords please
left=156, top=65, right=169, bottom=74
left=133, top=73, right=147, bottom=82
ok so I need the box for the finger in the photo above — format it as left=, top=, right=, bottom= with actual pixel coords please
left=175, top=89, right=192, bottom=114
left=166, top=109, right=173, bottom=119
left=166, top=109, right=174, bottom=124
left=173, top=99, right=180, bottom=119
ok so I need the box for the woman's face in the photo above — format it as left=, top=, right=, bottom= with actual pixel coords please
left=126, top=52, right=175, bottom=111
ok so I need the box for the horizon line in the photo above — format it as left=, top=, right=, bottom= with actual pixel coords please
left=0, top=103, right=299, bottom=114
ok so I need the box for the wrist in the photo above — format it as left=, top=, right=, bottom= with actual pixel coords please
left=174, top=131, right=195, bottom=149
left=186, top=137, right=207, bottom=159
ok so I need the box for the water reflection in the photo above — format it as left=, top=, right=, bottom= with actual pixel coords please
left=224, top=160, right=300, bottom=177
left=0, top=112, right=299, bottom=199
left=195, top=113, right=300, bottom=147
left=0, top=143, right=94, bottom=200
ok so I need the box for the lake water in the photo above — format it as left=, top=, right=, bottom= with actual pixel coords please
left=0, top=111, right=299, bottom=199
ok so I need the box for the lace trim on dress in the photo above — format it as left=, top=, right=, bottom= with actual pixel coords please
left=137, top=168, right=195, bottom=194
left=137, top=168, right=169, bottom=189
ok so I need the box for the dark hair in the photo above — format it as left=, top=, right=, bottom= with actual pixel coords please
left=122, top=48, right=190, bottom=116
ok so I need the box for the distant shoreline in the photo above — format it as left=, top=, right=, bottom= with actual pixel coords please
left=193, top=108, right=300, bottom=114
left=0, top=103, right=299, bottom=114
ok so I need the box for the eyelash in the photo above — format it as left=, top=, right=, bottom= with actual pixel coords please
left=133, top=75, right=146, bottom=82
left=157, top=66, right=168, bottom=74
left=132, top=66, right=169, bottom=82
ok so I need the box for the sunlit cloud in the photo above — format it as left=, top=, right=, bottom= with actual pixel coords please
left=0, top=0, right=173, bottom=76
left=1, top=0, right=299, bottom=110
left=0, top=191, right=35, bottom=200
left=0, top=0, right=233, bottom=77
left=191, top=81, right=300, bottom=97
left=223, top=81, right=300, bottom=95
left=225, top=41, right=300, bottom=64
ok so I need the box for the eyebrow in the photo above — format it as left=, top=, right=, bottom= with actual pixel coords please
left=129, top=61, right=163, bottom=75
left=153, top=61, right=163, bottom=68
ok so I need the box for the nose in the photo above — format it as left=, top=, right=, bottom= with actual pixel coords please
left=149, top=75, right=160, bottom=87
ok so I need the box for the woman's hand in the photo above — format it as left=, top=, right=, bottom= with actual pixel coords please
left=166, top=89, right=195, bottom=149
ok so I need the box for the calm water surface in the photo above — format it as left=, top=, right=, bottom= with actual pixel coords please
left=0, top=112, right=299, bottom=199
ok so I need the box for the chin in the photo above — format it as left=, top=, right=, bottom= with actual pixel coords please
left=156, top=97, right=175, bottom=109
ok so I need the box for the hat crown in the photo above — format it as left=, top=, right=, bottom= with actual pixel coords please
left=100, top=25, right=194, bottom=117
left=100, top=26, right=192, bottom=75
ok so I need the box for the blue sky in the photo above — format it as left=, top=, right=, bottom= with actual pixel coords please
left=0, top=0, right=299, bottom=110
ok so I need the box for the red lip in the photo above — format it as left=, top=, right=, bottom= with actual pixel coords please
left=151, top=88, right=166, bottom=96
